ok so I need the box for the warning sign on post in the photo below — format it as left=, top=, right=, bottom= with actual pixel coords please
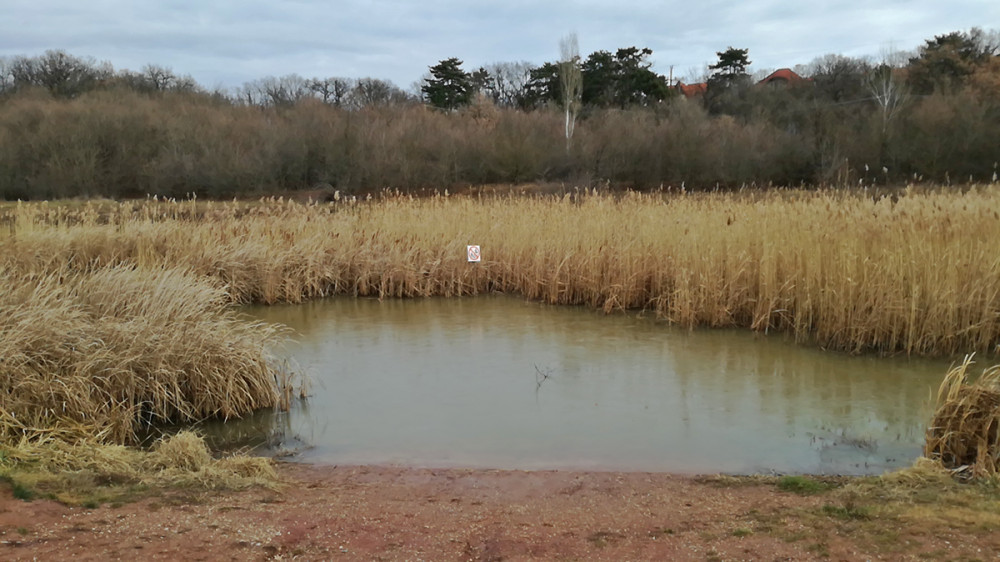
left=467, top=245, right=481, bottom=262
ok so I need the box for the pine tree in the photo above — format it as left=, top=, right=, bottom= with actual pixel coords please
left=422, top=58, right=473, bottom=110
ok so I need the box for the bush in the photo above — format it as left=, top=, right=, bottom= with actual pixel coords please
left=1, top=82, right=997, bottom=200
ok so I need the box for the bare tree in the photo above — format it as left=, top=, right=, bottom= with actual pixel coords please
left=559, top=34, right=582, bottom=153
left=682, top=66, right=709, bottom=86
left=974, top=27, right=1000, bottom=56
left=865, top=47, right=910, bottom=173
left=9, top=50, right=110, bottom=97
left=865, top=57, right=910, bottom=136
left=234, top=81, right=267, bottom=107
left=115, top=69, right=150, bottom=92
left=805, top=53, right=869, bottom=102
left=239, top=74, right=311, bottom=107
left=142, top=64, right=177, bottom=91
left=348, top=78, right=411, bottom=108
left=482, top=61, right=534, bottom=108
left=171, top=74, right=199, bottom=93
left=264, top=74, right=311, bottom=107
left=0, top=57, right=13, bottom=95
left=115, top=64, right=197, bottom=94
left=309, top=77, right=354, bottom=106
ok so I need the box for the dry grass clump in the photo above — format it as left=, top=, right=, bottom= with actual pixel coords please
left=0, top=431, right=278, bottom=505
left=148, top=430, right=213, bottom=471
left=145, top=431, right=278, bottom=487
left=924, top=355, right=1000, bottom=478
left=880, top=456, right=957, bottom=487
left=819, top=457, right=1000, bottom=536
left=0, top=201, right=295, bottom=492
left=0, top=264, right=292, bottom=445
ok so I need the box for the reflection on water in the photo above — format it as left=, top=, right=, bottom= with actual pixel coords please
left=220, top=296, right=953, bottom=475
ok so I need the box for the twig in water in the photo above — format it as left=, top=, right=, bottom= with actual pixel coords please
left=534, top=364, right=553, bottom=392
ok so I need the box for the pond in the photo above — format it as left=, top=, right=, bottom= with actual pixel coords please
left=214, top=296, right=954, bottom=475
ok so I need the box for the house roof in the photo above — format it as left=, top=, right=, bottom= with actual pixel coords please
left=758, top=68, right=805, bottom=84
left=675, top=68, right=808, bottom=98
left=676, top=82, right=707, bottom=97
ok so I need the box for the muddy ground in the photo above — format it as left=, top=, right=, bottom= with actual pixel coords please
left=1, top=463, right=996, bottom=561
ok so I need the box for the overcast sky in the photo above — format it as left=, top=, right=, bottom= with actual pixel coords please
left=2, top=1, right=997, bottom=92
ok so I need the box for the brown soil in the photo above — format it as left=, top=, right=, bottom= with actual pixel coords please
left=0, top=463, right=995, bottom=561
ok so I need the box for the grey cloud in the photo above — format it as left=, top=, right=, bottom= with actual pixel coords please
left=1, top=0, right=997, bottom=89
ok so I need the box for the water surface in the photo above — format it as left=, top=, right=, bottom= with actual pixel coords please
left=224, top=296, right=953, bottom=475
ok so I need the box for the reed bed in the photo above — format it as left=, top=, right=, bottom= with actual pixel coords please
left=0, top=264, right=290, bottom=445
left=4, top=186, right=999, bottom=357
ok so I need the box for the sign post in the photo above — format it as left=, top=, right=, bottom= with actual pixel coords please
left=467, top=245, right=481, bottom=263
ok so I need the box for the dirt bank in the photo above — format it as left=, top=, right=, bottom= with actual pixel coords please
left=1, top=463, right=995, bottom=561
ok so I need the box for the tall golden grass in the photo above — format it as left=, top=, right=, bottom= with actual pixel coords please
left=0, top=263, right=290, bottom=444
left=925, top=355, right=1000, bottom=478
left=3, top=185, right=999, bottom=358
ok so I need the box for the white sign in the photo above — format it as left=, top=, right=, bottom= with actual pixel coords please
left=467, top=245, right=481, bottom=262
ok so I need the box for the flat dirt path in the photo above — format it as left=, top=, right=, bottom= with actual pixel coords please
left=0, top=463, right=995, bottom=561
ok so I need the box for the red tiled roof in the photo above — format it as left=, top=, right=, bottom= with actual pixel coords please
left=675, top=69, right=807, bottom=98
left=676, top=82, right=707, bottom=97
left=758, top=68, right=805, bottom=84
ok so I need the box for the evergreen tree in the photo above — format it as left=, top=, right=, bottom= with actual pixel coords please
left=705, top=47, right=753, bottom=116
left=522, top=62, right=561, bottom=108
left=422, top=58, right=473, bottom=110
left=581, top=47, right=670, bottom=108
left=580, top=50, right=617, bottom=106
left=908, top=29, right=997, bottom=94
left=708, top=47, right=751, bottom=86
left=610, top=47, right=670, bottom=107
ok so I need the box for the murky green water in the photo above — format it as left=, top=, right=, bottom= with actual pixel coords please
left=220, top=296, right=955, bottom=475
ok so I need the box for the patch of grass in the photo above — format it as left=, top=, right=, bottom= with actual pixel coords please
left=732, top=527, right=753, bottom=537
left=647, top=526, right=674, bottom=537
left=806, top=542, right=831, bottom=557
left=777, top=475, right=834, bottom=495
left=782, top=530, right=810, bottom=543
left=2, top=475, right=36, bottom=501
left=586, top=531, right=624, bottom=548
left=11, top=482, right=35, bottom=501
left=821, top=503, right=872, bottom=520
left=696, top=474, right=776, bottom=488
left=2, top=469, right=150, bottom=507
left=837, top=459, right=1000, bottom=530
left=750, top=460, right=1000, bottom=558
left=821, top=487, right=874, bottom=521
left=0, top=432, right=279, bottom=507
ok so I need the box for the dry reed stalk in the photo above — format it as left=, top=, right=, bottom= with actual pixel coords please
left=924, top=355, right=1000, bottom=478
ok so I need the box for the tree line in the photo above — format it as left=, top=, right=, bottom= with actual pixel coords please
left=421, top=45, right=672, bottom=112
left=0, top=43, right=675, bottom=111
left=0, top=27, right=998, bottom=200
